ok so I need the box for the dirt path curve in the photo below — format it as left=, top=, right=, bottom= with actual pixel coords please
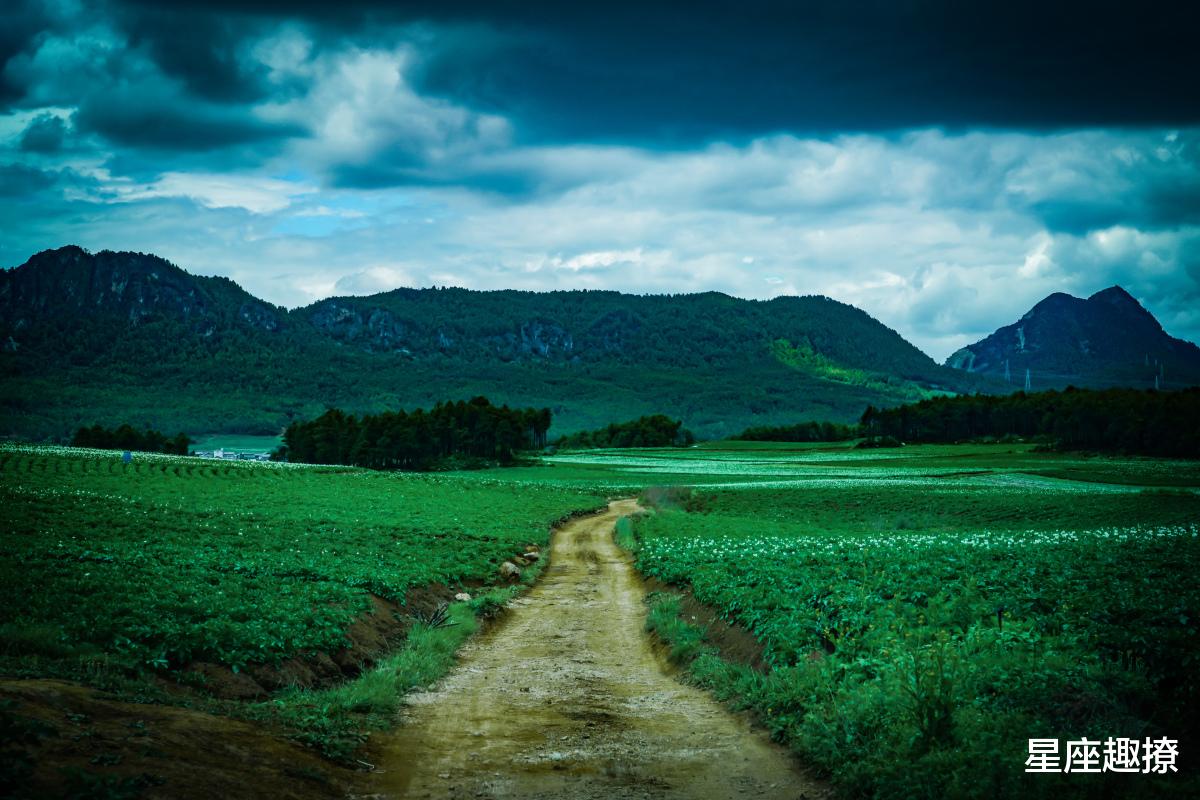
left=367, top=500, right=828, bottom=800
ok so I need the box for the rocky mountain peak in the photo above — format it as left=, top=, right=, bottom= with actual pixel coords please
left=0, top=245, right=283, bottom=334
left=946, top=285, right=1199, bottom=388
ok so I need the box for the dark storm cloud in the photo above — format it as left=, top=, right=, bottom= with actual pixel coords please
left=119, top=10, right=270, bottom=105
left=1, top=4, right=302, bottom=156
left=18, top=112, right=66, bottom=152
left=0, top=1, right=58, bottom=106
left=0, top=162, right=55, bottom=196
left=1032, top=192, right=1200, bottom=236
left=1007, top=131, right=1200, bottom=235
left=412, top=0, right=1200, bottom=140
left=329, top=162, right=536, bottom=196
left=0, top=0, right=270, bottom=111
left=73, top=97, right=299, bottom=153
left=7, top=1, right=1200, bottom=142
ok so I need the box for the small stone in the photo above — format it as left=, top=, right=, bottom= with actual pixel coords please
left=454, top=592, right=472, bottom=602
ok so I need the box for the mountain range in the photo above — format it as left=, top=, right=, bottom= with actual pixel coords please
left=0, top=246, right=1195, bottom=441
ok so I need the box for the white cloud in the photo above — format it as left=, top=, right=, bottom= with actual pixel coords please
left=525, top=248, right=648, bottom=273
left=112, top=173, right=316, bottom=214
left=254, top=40, right=511, bottom=177
left=334, top=264, right=419, bottom=295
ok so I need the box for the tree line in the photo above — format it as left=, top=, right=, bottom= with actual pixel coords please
left=72, top=424, right=191, bottom=455
left=861, top=387, right=1200, bottom=457
left=555, top=414, right=695, bottom=449
left=282, top=397, right=551, bottom=470
left=736, top=420, right=858, bottom=442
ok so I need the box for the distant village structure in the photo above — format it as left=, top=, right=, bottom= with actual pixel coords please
left=191, top=447, right=272, bottom=462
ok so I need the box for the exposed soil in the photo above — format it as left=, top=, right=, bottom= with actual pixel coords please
left=367, top=500, right=829, bottom=800
left=0, top=679, right=350, bottom=800
left=0, top=586, right=460, bottom=797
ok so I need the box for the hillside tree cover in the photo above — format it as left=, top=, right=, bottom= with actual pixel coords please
left=555, top=414, right=694, bottom=449
left=862, top=387, right=1200, bottom=457
left=283, top=397, right=551, bottom=469
left=71, top=424, right=190, bottom=455
left=735, top=420, right=858, bottom=442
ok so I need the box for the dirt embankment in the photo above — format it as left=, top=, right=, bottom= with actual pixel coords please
left=0, top=679, right=350, bottom=800
left=642, top=576, right=770, bottom=672
left=188, top=587, right=458, bottom=701
left=368, top=499, right=829, bottom=800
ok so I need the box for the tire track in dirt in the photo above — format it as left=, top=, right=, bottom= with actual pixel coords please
left=366, top=500, right=828, bottom=799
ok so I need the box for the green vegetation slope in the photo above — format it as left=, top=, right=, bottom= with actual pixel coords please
left=0, top=246, right=990, bottom=441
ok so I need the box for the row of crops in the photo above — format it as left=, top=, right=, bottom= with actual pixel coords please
left=629, top=472, right=1200, bottom=798
left=0, top=445, right=606, bottom=673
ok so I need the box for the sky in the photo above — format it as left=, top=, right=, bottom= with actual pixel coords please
left=2, top=0, right=1199, bottom=361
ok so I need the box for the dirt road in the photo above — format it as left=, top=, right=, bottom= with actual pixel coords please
left=368, top=500, right=827, bottom=799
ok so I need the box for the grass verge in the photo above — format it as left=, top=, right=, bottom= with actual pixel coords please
left=260, top=544, right=554, bottom=762
left=256, top=602, right=481, bottom=761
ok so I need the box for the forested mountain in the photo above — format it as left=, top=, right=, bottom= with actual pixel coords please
left=0, top=246, right=989, bottom=440
left=945, top=286, right=1200, bottom=390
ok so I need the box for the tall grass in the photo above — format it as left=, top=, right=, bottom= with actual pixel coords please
left=265, top=560, right=551, bottom=761
left=262, top=602, right=481, bottom=760
left=614, top=515, right=637, bottom=551
left=304, top=604, right=478, bottom=716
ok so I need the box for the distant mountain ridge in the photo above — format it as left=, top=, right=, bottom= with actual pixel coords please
left=1, top=246, right=984, bottom=441
left=1, top=246, right=939, bottom=375
left=945, top=286, right=1200, bottom=389
left=0, top=245, right=284, bottom=335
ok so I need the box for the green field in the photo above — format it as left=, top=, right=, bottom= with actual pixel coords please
left=2, top=441, right=1197, bottom=797
left=0, top=444, right=608, bottom=764
left=606, top=444, right=1200, bottom=799
left=0, top=445, right=605, bottom=673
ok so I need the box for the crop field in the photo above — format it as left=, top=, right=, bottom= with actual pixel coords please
left=2, top=440, right=1197, bottom=798
left=0, top=445, right=605, bottom=677
left=617, top=445, right=1200, bottom=798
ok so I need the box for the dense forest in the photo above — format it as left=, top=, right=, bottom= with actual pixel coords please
left=862, top=387, right=1200, bottom=457
left=71, top=424, right=191, bottom=454
left=556, top=415, right=694, bottom=449
left=282, top=397, right=551, bottom=470
left=735, top=420, right=858, bottom=442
